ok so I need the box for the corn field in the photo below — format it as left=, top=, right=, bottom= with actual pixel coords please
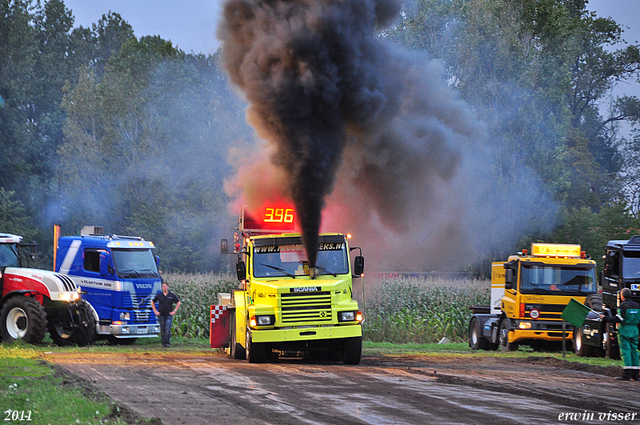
left=162, top=273, right=490, bottom=343
left=363, top=277, right=490, bottom=343
left=163, top=272, right=237, bottom=338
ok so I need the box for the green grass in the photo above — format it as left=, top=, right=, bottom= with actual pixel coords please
left=0, top=341, right=155, bottom=425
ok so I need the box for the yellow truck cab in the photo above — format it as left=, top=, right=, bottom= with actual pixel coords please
left=470, top=243, right=597, bottom=351
left=213, top=205, right=365, bottom=364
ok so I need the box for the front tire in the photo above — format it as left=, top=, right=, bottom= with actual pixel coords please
left=245, top=329, right=266, bottom=363
left=230, top=310, right=245, bottom=360
left=47, top=300, right=96, bottom=347
left=343, top=336, right=362, bottom=365
left=573, top=326, right=592, bottom=357
left=499, top=319, right=519, bottom=352
left=0, top=296, right=47, bottom=344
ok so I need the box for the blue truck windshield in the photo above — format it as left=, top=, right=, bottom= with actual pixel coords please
left=112, top=249, right=159, bottom=278
left=253, top=241, right=349, bottom=278
left=520, top=263, right=597, bottom=294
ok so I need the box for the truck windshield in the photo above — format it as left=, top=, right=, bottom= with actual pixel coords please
left=112, top=248, right=159, bottom=278
left=520, top=263, right=597, bottom=294
left=622, top=250, right=640, bottom=280
left=0, top=243, right=20, bottom=268
left=253, top=241, right=349, bottom=278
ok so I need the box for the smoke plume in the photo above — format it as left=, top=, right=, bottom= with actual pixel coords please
left=218, top=0, right=483, bottom=267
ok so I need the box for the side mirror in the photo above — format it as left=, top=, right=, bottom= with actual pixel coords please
left=353, top=256, right=364, bottom=277
left=99, top=252, right=111, bottom=276
left=155, top=255, right=160, bottom=267
left=236, top=260, right=246, bottom=281
left=505, top=268, right=514, bottom=290
left=221, top=239, right=229, bottom=255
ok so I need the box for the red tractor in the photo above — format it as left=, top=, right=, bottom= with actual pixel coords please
left=0, top=233, right=95, bottom=346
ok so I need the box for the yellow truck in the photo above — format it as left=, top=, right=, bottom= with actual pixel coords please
left=469, top=243, right=598, bottom=351
left=211, top=205, right=365, bottom=364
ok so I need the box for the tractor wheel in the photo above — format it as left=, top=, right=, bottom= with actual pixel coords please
left=47, top=300, right=96, bottom=347
left=469, top=317, right=489, bottom=350
left=605, top=322, right=621, bottom=360
left=0, top=296, right=47, bottom=344
left=499, top=319, right=519, bottom=352
left=342, top=336, right=362, bottom=365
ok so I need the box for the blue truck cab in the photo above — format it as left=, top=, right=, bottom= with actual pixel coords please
left=54, top=226, right=161, bottom=344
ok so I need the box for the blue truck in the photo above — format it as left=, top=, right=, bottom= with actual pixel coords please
left=54, top=226, right=162, bottom=344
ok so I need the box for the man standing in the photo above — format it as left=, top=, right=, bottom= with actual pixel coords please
left=152, top=282, right=181, bottom=347
left=601, top=287, right=640, bottom=381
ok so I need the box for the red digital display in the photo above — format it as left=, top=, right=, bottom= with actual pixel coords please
left=242, top=205, right=297, bottom=233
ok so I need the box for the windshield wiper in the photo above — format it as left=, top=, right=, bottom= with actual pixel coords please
left=314, top=266, right=336, bottom=277
left=139, top=268, right=159, bottom=277
left=260, top=264, right=296, bottom=278
left=119, top=269, right=141, bottom=277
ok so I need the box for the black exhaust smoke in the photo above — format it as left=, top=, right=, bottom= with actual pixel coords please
left=218, top=0, right=484, bottom=269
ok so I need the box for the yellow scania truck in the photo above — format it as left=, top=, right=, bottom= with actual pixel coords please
left=469, top=243, right=598, bottom=351
left=213, top=205, right=365, bottom=364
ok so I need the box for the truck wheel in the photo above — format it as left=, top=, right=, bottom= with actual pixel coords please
left=230, top=311, right=245, bottom=360
left=245, top=329, right=266, bottom=363
left=573, top=326, right=593, bottom=357
left=499, top=319, right=518, bottom=352
left=469, top=317, right=489, bottom=350
left=584, top=294, right=603, bottom=312
left=342, top=336, right=362, bottom=365
left=0, top=296, right=47, bottom=344
left=47, top=300, right=96, bottom=347
left=605, top=322, right=621, bottom=360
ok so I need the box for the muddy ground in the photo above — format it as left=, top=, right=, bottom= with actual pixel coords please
left=46, top=350, right=640, bottom=425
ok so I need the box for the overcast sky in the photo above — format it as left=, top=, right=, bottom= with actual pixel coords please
left=64, top=0, right=639, bottom=102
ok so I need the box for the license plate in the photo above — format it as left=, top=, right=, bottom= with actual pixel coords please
left=136, top=327, right=147, bottom=334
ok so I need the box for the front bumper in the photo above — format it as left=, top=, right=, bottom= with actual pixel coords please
left=510, top=320, right=572, bottom=343
left=250, top=324, right=362, bottom=343
left=98, top=323, right=161, bottom=338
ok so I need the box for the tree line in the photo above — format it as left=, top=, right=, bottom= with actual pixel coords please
left=1, top=0, right=639, bottom=273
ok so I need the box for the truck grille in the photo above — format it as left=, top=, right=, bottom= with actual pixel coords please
left=133, top=310, right=151, bottom=323
left=123, top=294, right=153, bottom=309
left=281, top=291, right=332, bottom=324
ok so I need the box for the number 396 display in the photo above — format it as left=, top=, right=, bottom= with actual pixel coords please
left=264, top=208, right=294, bottom=223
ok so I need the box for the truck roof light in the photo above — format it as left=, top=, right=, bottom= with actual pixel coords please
left=531, top=243, right=581, bottom=258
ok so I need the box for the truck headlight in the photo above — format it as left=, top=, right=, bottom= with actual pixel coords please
left=518, top=321, right=532, bottom=330
left=120, top=312, right=130, bottom=321
left=250, top=315, right=274, bottom=327
left=58, top=292, right=80, bottom=302
left=339, top=311, right=356, bottom=322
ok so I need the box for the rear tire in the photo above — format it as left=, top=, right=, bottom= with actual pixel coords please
left=343, top=336, right=362, bottom=365
left=0, top=296, right=46, bottom=344
left=584, top=294, right=603, bottom=312
left=469, top=317, right=489, bottom=350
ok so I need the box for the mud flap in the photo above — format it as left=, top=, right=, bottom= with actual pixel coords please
left=210, top=305, right=231, bottom=348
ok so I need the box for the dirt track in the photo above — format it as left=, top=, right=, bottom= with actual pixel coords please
left=46, top=350, right=640, bottom=425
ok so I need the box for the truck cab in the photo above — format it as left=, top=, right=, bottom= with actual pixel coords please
left=55, top=227, right=161, bottom=344
left=470, top=243, right=597, bottom=352
left=215, top=205, right=365, bottom=364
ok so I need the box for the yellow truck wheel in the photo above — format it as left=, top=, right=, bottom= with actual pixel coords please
left=230, top=310, right=245, bottom=360
left=245, top=330, right=266, bottom=363
left=499, top=319, right=519, bottom=352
